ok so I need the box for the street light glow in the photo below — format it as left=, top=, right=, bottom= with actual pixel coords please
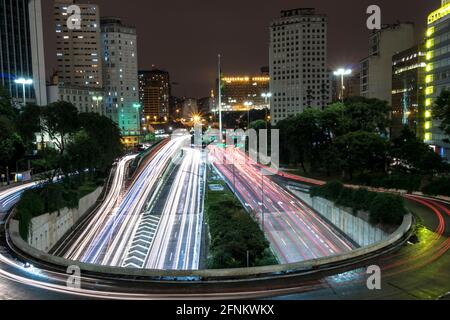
left=14, top=78, right=33, bottom=85
left=333, top=68, right=352, bottom=76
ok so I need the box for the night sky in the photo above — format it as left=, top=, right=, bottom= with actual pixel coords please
left=42, top=0, right=439, bottom=98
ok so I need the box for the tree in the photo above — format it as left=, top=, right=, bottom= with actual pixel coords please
left=334, top=131, right=387, bottom=180
left=66, top=113, right=123, bottom=176
left=319, top=103, right=350, bottom=139
left=277, top=109, right=326, bottom=173
left=0, top=88, right=24, bottom=173
left=42, top=102, right=79, bottom=154
left=249, top=120, right=266, bottom=132
left=0, top=87, right=18, bottom=121
left=15, top=104, right=42, bottom=151
left=344, top=97, right=391, bottom=135
left=390, top=127, right=446, bottom=174
left=433, top=89, right=450, bottom=141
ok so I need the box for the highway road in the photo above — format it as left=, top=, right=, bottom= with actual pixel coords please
left=0, top=155, right=449, bottom=298
left=0, top=182, right=37, bottom=217
left=62, top=136, right=190, bottom=266
left=208, top=145, right=354, bottom=263
left=54, top=154, right=137, bottom=260
left=144, top=147, right=205, bottom=270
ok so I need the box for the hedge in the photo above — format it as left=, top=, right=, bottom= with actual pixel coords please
left=310, top=181, right=407, bottom=227
left=205, top=174, right=277, bottom=268
left=16, top=178, right=100, bottom=240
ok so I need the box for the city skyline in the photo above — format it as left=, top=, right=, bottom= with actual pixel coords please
left=40, top=0, right=437, bottom=98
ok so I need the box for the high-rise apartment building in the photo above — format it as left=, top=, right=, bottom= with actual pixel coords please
left=138, top=69, right=170, bottom=127
left=424, top=0, right=450, bottom=160
left=54, top=0, right=103, bottom=88
left=360, top=23, right=415, bottom=106
left=391, top=45, right=426, bottom=139
left=269, top=8, right=331, bottom=125
left=101, top=17, right=140, bottom=146
left=0, top=0, right=46, bottom=105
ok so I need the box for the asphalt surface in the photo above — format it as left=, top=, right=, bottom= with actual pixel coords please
left=209, top=146, right=354, bottom=263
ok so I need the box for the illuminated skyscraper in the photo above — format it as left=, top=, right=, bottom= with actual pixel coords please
left=0, top=0, right=46, bottom=105
left=54, top=0, right=103, bottom=88
left=101, top=17, right=140, bottom=146
left=269, top=8, right=331, bottom=125
left=424, top=0, right=450, bottom=159
left=139, top=69, right=170, bottom=127
left=220, top=75, right=270, bottom=112
left=391, top=45, right=426, bottom=139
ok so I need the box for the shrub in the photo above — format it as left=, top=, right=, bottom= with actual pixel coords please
left=352, top=188, right=377, bottom=212
left=311, top=181, right=406, bottom=227
left=310, top=180, right=344, bottom=201
left=205, top=181, right=276, bottom=269
left=16, top=190, right=44, bottom=240
left=369, top=194, right=407, bottom=226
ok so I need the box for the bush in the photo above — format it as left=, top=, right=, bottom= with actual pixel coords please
left=16, top=190, right=45, bottom=240
left=310, top=180, right=344, bottom=200
left=311, top=181, right=406, bottom=227
left=369, top=194, right=407, bottom=226
left=205, top=179, right=277, bottom=269
left=352, top=188, right=377, bottom=212
left=15, top=178, right=101, bottom=240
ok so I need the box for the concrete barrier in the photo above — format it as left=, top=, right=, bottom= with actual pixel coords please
left=27, top=187, right=103, bottom=252
left=291, top=189, right=388, bottom=247
left=8, top=212, right=412, bottom=280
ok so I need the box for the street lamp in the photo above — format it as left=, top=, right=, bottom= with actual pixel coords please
left=92, top=96, right=103, bottom=112
left=244, top=101, right=253, bottom=127
left=14, top=78, right=33, bottom=106
left=261, top=93, right=272, bottom=130
left=133, top=103, right=141, bottom=137
left=333, top=68, right=352, bottom=103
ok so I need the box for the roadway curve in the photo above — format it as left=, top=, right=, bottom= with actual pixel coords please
left=0, top=154, right=450, bottom=299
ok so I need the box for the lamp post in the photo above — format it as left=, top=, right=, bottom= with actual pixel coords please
left=14, top=78, right=33, bottom=106
left=244, top=101, right=253, bottom=128
left=133, top=103, right=141, bottom=138
left=92, top=96, right=103, bottom=113
left=261, top=92, right=272, bottom=130
left=333, top=68, right=352, bottom=103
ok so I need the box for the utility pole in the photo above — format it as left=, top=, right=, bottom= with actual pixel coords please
left=218, top=54, right=223, bottom=143
left=261, top=171, right=265, bottom=231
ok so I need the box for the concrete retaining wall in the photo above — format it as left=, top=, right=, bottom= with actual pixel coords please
left=290, top=188, right=387, bottom=247
left=28, top=187, right=103, bottom=252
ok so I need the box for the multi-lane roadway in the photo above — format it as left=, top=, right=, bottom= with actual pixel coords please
left=208, top=145, right=354, bottom=263
left=144, top=147, right=205, bottom=270
left=60, top=136, right=190, bottom=267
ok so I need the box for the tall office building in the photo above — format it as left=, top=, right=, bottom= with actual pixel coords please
left=424, top=0, right=450, bottom=160
left=220, top=75, right=270, bottom=111
left=0, top=0, right=46, bottom=105
left=391, top=45, right=426, bottom=139
left=54, top=0, right=103, bottom=88
left=360, top=23, right=415, bottom=106
left=101, top=17, right=140, bottom=146
left=138, top=69, right=170, bottom=128
left=269, top=8, right=331, bottom=125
